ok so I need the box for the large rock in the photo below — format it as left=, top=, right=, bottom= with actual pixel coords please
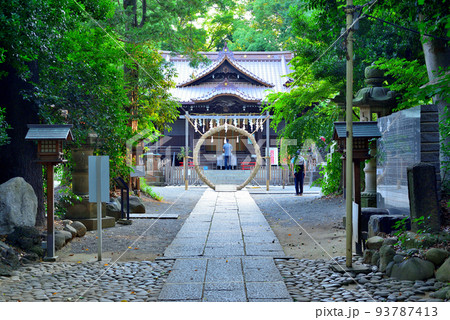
left=379, top=245, right=396, bottom=272
left=366, top=236, right=384, bottom=250
left=0, top=241, right=19, bottom=276
left=5, top=226, right=40, bottom=250
left=363, top=249, right=374, bottom=264
left=0, top=177, right=38, bottom=235
left=371, top=251, right=380, bottom=266
left=70, top=221, right=87, bottom=237
left=106, top=198, right=122, bottom=221
left=386, top=261, right=395, bottom=277
left=390, top=257, right=435, bottom=281
left=383, top=237, right=398, bottom=246
left=429, top=287, right=450, bottom=299
left=63, top=225, right=77, bottom=238
left=56, top=230, right=72, bottom=242
left=118, top=196, right=145, bottom=213
left=425, top=248, right=449, bottom=267
left=54, top=232, right=66, bottom=250
left=436, top=257, right=450, bottom=282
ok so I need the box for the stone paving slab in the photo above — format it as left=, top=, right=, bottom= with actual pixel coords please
left=158, top=283, right=203, bottom=301
left=215, top=185, right=237, bottom=192
left=159, top=188, right=290, bottom=301
left=129, top=213, right=179, bottom=219
left=246, top=281, right=292, bottom=300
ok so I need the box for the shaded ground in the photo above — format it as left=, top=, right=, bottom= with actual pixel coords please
left=57, top=187, right=206, bottom=262
left=250, top=189, right=347, bottom=259
left=57, top=185, right=347, bottom=262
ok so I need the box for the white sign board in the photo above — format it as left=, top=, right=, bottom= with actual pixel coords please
left=88, top=156, right=110, bottom=203
left=269, top=147, right=278, bottom=166
left=352, top=201, right=359, bottom=244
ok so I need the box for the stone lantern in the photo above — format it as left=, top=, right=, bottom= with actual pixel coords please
left=353, top=66, right=397, bottom=208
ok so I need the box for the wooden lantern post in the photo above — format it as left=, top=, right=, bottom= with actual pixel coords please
left=25, top=124, right=74, bottom=261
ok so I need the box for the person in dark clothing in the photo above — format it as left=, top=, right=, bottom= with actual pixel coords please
left=290, top=150, right=306, bottom=196
left=223, top=139, right=232, bottom=170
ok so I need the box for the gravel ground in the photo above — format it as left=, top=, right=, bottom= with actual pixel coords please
left=275, top=256, right=444, bottom=302
left=0, top=260, right=174, bottom=302
left=58, top=185, right=347, bottom=262
left=58, top=187, right=207, bottom=262
left=250, top=187, right=347, bottom=259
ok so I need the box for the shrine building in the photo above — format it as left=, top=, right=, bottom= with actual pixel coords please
left=159, top=45, right=294, bottom=169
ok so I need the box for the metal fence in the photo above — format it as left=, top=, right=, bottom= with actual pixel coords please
left=161, top=164, right=299, bottom=186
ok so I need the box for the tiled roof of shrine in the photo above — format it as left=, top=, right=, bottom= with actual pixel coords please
left=161, top=46, right=294, bottom=105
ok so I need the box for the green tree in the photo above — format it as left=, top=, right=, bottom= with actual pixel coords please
left=229, top=0, right=302, bottom=51
left=0, top=107, right=11, bottom=146
left=0, top=0, right=80, bottom=225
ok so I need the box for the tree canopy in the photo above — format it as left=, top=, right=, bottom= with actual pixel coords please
left=0, top=0, right=448, bottom=200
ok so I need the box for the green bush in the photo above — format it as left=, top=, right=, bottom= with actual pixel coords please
left=313, top=151, right=342, bottom=196
left=140, top=178, right=162, bottom=201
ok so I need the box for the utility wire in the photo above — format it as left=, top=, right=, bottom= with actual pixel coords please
left=364, top=14, right=450, bottom=42
left=291, top=0, right=380, bottom=86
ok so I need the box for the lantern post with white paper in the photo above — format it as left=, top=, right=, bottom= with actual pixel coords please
left=89, top=156, right=109, bottom=261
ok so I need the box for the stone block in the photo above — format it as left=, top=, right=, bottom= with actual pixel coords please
left=407, top=163, right=440, bottom=232
left=361, top=192, right=377, bottom=208
left=421, top=152, right=440, bottom=162
left=361, top=208, right=388, bottom=232
left=421, top=132, right=439, bottom=143
left=421, top=143, right=440, bottom=152
left=420, top=123, right=439, bottom=132
left=65, top=196, right=107, bottom=220
left=420, top=104, right=438, bottom=113
left=420, top=112, right=438, bottom=122
left=368, top=215, right=410, bottom=237
left=72, top=217, right=115, bottom=231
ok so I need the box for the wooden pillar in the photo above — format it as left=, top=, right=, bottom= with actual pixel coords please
left=185, top=111, right=188, bottom=190
left=354, top=159, right=362, bottom=255
left=266, top=112, right=270, bottom=191
left=345, top=0, right=354, bottom=268
left=45, top=164, right=56, bottom=261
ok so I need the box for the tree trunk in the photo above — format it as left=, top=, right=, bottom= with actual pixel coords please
left=0, top=62, right=46, bottom=227
left=421, top=36, right=450, bottom=193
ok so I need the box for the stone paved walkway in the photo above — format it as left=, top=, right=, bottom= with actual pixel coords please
left=158, top=188, right=292, bottom=302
